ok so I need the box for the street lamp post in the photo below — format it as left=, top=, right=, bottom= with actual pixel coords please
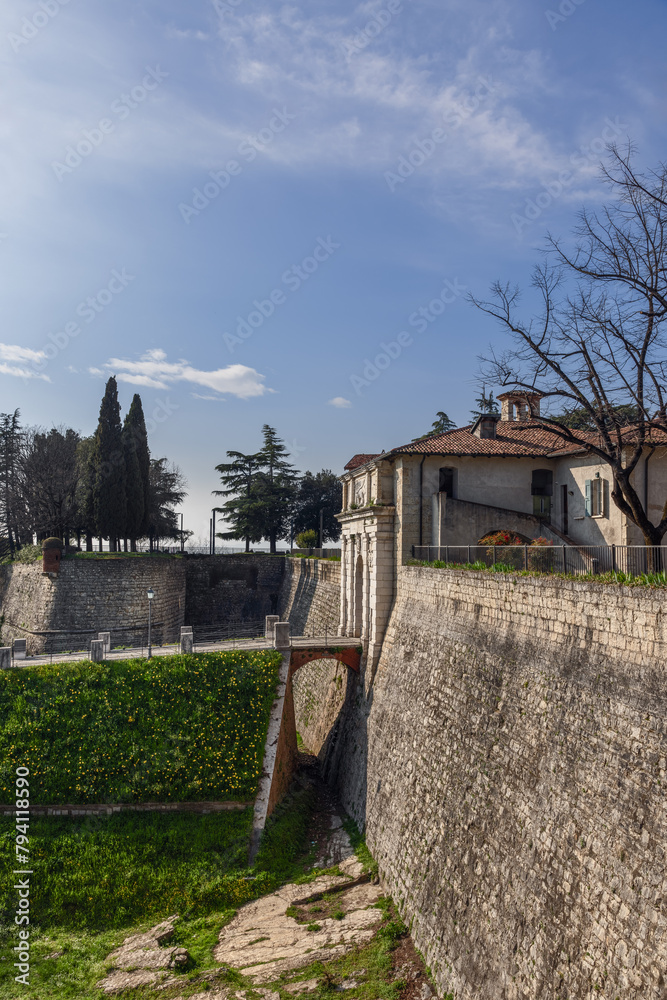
left=147, top=587, right=155, bottom=658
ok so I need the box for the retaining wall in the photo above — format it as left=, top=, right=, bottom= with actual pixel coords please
left=184, top=554, right=285, bottom=629
left=296, top=565, right=667, bottom=1000
left=0, top=557, right=186, bottom=653
left=278, top=557, right=341, bottom=635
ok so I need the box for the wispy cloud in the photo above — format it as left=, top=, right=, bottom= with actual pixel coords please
left=0, top=343, right=50, bottom=380
left=92, top=348, right=273, bottom=398
left=329, top=396, right=352, bottom=408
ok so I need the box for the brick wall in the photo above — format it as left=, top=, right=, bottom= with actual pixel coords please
left=314, top=567, right=667, bottom=999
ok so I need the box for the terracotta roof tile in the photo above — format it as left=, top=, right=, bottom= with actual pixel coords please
left=344, top=453, right=382, bottom=471
left=388, top=422, right=589, bottom=458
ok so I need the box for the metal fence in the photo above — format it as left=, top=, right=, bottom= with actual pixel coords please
left=412, top=544, right=667, bottom=577
left=189, top=620, right=267, bottom=650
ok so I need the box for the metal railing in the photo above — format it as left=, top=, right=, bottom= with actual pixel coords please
left=411, top=544, right=667, bottom=577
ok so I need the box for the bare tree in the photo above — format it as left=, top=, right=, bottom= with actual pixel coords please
left=471, top=145, right=667, bottom=547
left=21, top=427, right=81, bottom=543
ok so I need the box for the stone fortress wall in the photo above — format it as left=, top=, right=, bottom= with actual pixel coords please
left=283, top=557, right=667, bottom=1000
left=0, top=557, right=186, bottom=653
left=2, top=551, right=665, bottom=997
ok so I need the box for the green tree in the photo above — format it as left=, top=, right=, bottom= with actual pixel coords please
left=123, top=395, right=150, bottom=550
left=292, top=470, right=342, bottom=542
left=92, top=377, right=127, bottom=551
left=147, top=458, right=187, bottom=550
left=255, top=426, right=299, bottom=553
left=0, top=410, right=23, bottom=556
left=412, top=411, right=457, bottom=441
left=470, top=388, right=499, bottom=419
left=74, top=436, right=96, bottom=550
left=213, top=451, right=264, bottom=553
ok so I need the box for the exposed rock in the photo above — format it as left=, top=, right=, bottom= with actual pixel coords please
left=214, top=857, right=381, bottom=982
left=283, top=979, right=320, bottom=994
left=97, top=915, right=190, bottom=995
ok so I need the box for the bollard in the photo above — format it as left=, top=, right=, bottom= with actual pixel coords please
left=265, top=615, right=279, bottom=641
left=180, top=633, right=193, bottom=654
left=12, top=639, right=27, bottom=661
left=98, top=631, right=111, bottom=654
left=0, top=647, right=11, bottom=670
left=273, top=622, right=291, bottom=649
left=90, top=639, right=105, bottom=663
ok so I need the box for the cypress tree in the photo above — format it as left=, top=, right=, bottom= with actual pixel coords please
left=92, top=377, right=127, bottom=551
left=123, top=395, right=150, bottom=549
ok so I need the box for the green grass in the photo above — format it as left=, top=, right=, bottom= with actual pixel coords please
left=0, top=650, right=281, bottom=804
left=409, top=557, right=667, bottom=588
left=0, top=778, right=319, bottom=1000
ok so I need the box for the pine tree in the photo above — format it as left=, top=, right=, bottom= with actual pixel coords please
left=92, top=377, right=127, bottom=551
left=255, top=425, right=298, bottom=553
left=470, top=388, right=499, bottom=418
left=123, top=395, right=150, bottom=549
left=213, top=451, right=264, bottom=552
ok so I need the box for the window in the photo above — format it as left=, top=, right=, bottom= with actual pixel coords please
left=531, top=469, right=553, bottom=496
left=439, top=467, right=456, bottom=498
left=585, top=478, right=607, bottom=517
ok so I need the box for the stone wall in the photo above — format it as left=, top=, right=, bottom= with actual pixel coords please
left=185, top=554, right=285, bottom=630
left=306, top=566, right=667, bottom=1000
left=278, top=557, right=341, bottom=635
left=0, top=557, right=186, bottom=653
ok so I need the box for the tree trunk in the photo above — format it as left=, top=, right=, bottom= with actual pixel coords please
left=86, top=533, right=93, bottom=552
left=269, top=530, right=277, bottom=555
left=98, top=536, right=103, bottom=552
left=131, top=538, right=137, bottom=552
left=245, top=535, right=250, bottom=553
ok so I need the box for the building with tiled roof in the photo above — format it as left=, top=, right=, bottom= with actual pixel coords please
left=335, top=391, right=667, bottom=663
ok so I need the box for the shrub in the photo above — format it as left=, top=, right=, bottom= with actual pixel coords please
left=478, top=530, right=524, bottom=546
left=296, top=529, right=318, bottom=548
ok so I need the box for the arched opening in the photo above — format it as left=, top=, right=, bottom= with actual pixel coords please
left=354, top=554, right=363, bottom=638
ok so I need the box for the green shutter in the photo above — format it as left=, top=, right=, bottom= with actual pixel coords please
left=584, top=480, right=592, bottom=516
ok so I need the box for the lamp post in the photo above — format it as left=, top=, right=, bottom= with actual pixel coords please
left=147, top=587, right=155, bottom=658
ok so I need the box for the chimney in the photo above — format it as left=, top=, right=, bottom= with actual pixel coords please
left=472, top=413, right=500, bottom=439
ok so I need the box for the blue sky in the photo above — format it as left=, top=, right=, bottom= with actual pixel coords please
left=1, top=0, right=665, bottom=542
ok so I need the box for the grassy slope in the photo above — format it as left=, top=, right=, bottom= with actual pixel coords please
left=0, top=781, right=317, bottom=1000
left=0, top=650, right=281, bottom=804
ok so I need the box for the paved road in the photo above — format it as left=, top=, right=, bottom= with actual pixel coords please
left=8, top=635, right=362, bottom=668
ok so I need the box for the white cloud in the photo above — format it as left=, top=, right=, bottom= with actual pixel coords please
left=0, top=343, right=46, bottom=363
left=0, top=343, right=50, bottom=381
left=329, top=396, right=352, bottom=408
left=93, top=349, right=273, bottom=398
